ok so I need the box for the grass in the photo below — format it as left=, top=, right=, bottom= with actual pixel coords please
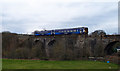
left=2, top=59, right=119, bottom=69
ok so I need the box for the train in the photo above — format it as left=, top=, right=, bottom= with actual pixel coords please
left=34, top=27, right=88, bottom=36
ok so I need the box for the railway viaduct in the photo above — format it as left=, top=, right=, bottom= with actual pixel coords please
left=30, top=34, right=120, bottom=57
left=2, top=32, right=120, bottom=62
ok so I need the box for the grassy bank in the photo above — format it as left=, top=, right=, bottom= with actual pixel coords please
left=2, top=59, right=119, bottom=69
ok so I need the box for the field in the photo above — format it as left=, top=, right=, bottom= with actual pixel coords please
left=2, top=59, right=119, bottom=69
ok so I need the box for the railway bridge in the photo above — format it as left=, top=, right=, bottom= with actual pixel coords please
left=2, top=32, right=120, bottom=62
left=32, top=34, right=120, bottom=57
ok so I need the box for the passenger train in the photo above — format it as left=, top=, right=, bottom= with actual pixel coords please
left=34, top=27, right=88, bottom=36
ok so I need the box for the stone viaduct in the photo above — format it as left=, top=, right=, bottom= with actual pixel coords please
left=26, top=34, right=120, bottom=57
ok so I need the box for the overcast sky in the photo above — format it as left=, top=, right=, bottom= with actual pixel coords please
left=0, top=0, right=118, bottom=34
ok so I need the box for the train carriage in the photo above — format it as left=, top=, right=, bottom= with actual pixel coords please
left=34, top=27, right=88, bottom=36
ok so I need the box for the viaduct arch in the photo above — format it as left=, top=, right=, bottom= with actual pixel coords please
left=104, top=41, right=120, bottom=55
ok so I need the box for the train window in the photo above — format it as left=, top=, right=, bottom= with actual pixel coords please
left=70, top=30, right=72, bottom=32
left=74, top=30, right=76, bottom=32
left=83, top=30, right=85, bottom=32
left=80, top=30, right=82, bottom=33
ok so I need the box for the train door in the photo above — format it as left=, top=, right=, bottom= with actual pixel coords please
left=80, top=28, right=83, bottom=34
left=51, top=30, right=55, bottom=35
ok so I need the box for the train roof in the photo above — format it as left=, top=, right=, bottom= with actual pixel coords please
left=42, top=27, right=88, bottom=31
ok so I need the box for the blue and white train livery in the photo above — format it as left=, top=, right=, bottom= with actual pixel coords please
left=34, top=27, right=88, bottom=36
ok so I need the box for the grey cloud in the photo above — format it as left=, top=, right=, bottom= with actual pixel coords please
left=57, top=8, right=117, bottom=34
left=1, top=2, right=118, bottom=34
